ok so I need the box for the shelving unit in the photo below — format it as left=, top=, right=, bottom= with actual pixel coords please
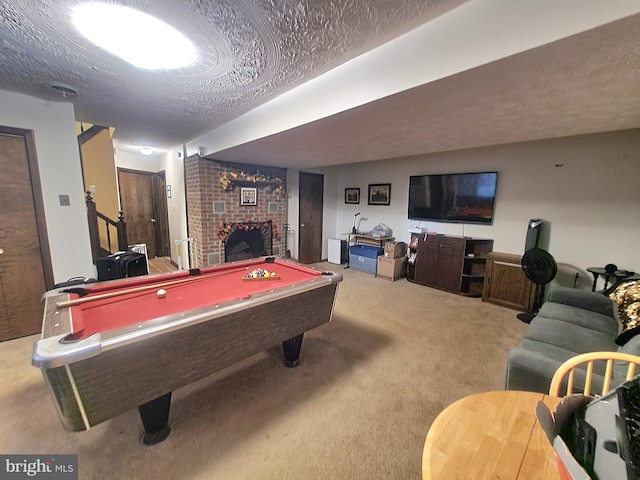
left=410, top=234, right=493, bottom=297
left=461, top=239, right=494, bottom=297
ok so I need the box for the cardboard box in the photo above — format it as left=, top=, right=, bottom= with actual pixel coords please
left=377, top=256, right=405, bottom=280
left=536, top=395, right=594, bottom=480
left=383, top=241, right=407, bottom=259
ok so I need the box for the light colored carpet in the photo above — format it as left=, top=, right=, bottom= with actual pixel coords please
left=0, top=261, right=527, bottom=479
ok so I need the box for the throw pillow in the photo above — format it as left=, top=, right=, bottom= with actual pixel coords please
left=610, top=280, right=640, bottom=345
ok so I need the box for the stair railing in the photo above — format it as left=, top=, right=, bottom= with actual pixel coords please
left=86, top=191, right=128, bottom=260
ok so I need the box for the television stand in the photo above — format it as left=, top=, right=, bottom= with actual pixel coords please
left=412, top=234, right=493, bottom=296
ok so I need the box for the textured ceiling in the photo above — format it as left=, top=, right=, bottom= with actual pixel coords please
left=1, top=1, right=639, bottom=168
left=0, top=0, right=464, bottom=157
left=213, top=13, right=640, bottom=168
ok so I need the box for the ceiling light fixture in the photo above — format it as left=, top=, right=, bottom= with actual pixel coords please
left=72, top=3, right=197, bottom=70
left=139, top=147, right=154, bottom=156
left=46, top=82, right=79, bottom=98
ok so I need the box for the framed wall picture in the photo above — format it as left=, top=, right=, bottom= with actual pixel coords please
left=368, top=183, right=391, bottom=205
left=345, top=187, right=360, bottom=204
left=240, top=187, right=257, bottom=206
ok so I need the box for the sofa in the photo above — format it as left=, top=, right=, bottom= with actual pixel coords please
left=505, top=281, right=640, bottom=394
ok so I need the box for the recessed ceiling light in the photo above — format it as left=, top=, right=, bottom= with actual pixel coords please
left=72, top=3, right=197, bottom=70
left=139, top=147, right=154, bottom=156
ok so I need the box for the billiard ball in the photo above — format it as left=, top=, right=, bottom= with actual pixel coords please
left=157, top=289, right=167, bottom=298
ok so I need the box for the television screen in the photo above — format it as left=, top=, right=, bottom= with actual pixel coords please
left=408, top=172, right=498, bottom=224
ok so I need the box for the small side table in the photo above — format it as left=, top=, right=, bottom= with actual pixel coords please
left=586, top=267, right=634, bottom=292
left=422, top=391, right=561, bottom=480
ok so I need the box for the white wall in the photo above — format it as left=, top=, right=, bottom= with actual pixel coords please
left=113, top=149, right=159, bottom=173
left=325, top=129, right=640, bottom=289
left=0, top=90, right=94, bottom=283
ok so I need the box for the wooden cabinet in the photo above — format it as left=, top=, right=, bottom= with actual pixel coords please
left=482, top=252, right=536, bottom=313
left=412, top=234, right=493, bottom=297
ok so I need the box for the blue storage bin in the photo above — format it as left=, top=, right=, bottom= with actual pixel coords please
left=349, top=244, right=382, bottom=259
left=349, top=254, right=378, bottom=274
left=349, top=244, right=382, bottom=274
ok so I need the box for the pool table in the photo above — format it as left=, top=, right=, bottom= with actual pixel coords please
left=32, top=257, right=342, bottom=445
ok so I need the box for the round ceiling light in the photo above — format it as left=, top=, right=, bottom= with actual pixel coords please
left=46, top=82, right=79, bottom=98
left=139, top=147, right=154, bottom=156
left=72, top=3, right=197, bottom=70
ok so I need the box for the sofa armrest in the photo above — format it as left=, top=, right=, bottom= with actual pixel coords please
left=546, top=285, right=614, bottom=318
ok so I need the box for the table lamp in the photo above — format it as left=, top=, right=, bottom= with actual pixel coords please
left=351, top=213, right=360, bottom=233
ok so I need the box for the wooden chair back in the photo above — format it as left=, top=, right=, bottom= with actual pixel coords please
left=549, top=351, right=640, bottom=397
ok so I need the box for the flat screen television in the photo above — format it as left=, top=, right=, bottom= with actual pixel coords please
left=408, top=172, right=498, bottom=224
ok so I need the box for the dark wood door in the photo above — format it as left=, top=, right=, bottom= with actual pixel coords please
left=0, top=129, right=53, bottom=341
left=118, top=169, right=170, bottom=258
left=298, top=172, right=323, bottom=264
left=151, top=172, right=170, bottom=257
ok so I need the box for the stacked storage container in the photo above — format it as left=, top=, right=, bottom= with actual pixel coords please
left=349, top=244, right=383, bottom=274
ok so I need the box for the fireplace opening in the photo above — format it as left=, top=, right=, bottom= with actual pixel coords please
left=222, top=220, right=273, bottom=262
left=225, top=229, right=264, bottom=262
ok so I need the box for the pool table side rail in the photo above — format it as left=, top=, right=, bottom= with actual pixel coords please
left=34, top=278, right=341, bottom=432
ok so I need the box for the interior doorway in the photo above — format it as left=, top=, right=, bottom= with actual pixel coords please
left=118, top=168, right=170, bottom=258
left=298, top=172, right=323, bottom=264
left=0, top=127, right=53, bottom=341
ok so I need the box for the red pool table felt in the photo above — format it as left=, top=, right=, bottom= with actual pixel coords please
left=69, top=259, right=321, bottom=339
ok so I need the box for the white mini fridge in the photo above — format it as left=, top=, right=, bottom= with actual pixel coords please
left=328, top=238, right=347, bottom=265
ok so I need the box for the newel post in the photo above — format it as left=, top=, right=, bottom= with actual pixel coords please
left=117, top=211, right=128, bottom=252
left=86, top=192, right=100, bottom=260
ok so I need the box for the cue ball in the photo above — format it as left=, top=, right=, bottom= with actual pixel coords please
left=157, top=289, right=167, bottom=298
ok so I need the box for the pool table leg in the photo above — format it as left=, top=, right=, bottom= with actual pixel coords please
left=138, top=392, right=172, bottom=446
left=282, top=333, right=304, bottom=368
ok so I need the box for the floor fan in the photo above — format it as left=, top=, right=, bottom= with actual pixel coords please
left=517, top=247, right=558, bottom=324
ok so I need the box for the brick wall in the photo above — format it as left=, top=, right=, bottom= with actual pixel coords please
left=185, top=155, right=288, bottom=266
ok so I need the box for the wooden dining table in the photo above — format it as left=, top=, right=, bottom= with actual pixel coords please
left=422, top=390, right=562, bottom=480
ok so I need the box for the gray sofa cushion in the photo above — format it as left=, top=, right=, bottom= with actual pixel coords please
left=505, top=339, right=607, bottom=394
left=547, top=286, right=614, bottom=317
left=619, top=334, right=640, bottom=357
left=524, top=316, right=618, bottom=353
left=537, top=302, right=619, bottom=337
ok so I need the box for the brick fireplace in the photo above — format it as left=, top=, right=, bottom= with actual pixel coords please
left=185, top=155, right=287, bottom=267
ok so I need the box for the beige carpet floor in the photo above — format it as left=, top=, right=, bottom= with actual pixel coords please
left=0, top=261, right=528, bottom=480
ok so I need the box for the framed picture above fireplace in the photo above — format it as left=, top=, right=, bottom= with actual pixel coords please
left=240, top=187, right=257, bottom=206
